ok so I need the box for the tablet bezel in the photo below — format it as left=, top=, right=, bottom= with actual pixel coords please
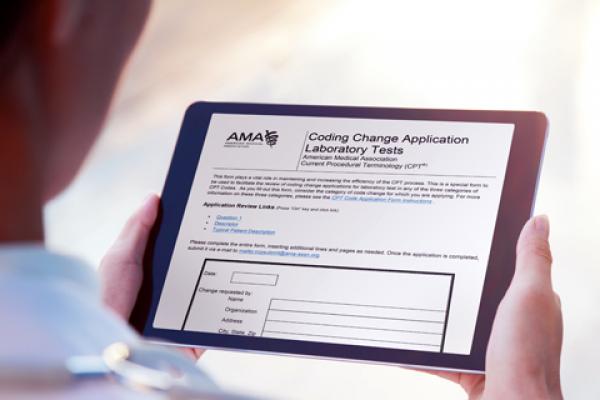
left=130, top=101, right=547, bottom=372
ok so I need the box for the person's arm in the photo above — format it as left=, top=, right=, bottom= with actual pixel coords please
left=98, top=194, right=203, bottom=359
left=428, top=215, right=563, bottom=399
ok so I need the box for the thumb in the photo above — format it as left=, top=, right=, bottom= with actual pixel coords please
left=514, top=214, right=553, bottom=287
left=99, top=194, right=160, bottom=317
left=485, top=215, right=563, bottom=398
left=112, top=194, right=160, bottom=265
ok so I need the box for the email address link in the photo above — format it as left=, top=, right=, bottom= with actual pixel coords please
left=238, top=249, right=320, bottom=259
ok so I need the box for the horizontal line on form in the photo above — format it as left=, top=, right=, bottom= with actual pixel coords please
left=262, top=330, right=440, bottom=348
left=265, top=319, right=443, bottom=335
left=270, top=298, right=445, bottom=313
left=268, top=309, right=445, bottom=324
left=213, top=167, right=496, bottom=179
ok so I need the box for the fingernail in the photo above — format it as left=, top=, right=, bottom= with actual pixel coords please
left=142, top=194, right=156, bottom=204
left=141, top=194, right=158, bottom=210
left=533, top=215, right=549, bottom=237
left=139, top=194, right=159, bottom=220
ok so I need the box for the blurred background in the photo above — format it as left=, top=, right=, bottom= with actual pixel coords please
left=45, top=0, right=600, bottom=398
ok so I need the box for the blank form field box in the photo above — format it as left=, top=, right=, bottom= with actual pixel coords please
left=263, top=299, right=446, bottom=351
left=183, top=259, right=454, bottom=352
left=231, top=271, right=279, bottom=286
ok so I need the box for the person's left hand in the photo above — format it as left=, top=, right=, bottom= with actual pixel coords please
left=99, top=194, right=204, bottom=359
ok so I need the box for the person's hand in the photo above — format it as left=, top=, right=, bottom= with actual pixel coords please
left=428, top=215, right=563, bottom=399
left=99, top=194, right=204, bottom=359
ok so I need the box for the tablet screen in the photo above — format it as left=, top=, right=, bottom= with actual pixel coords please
left=151, top=112, right=514, bottom=356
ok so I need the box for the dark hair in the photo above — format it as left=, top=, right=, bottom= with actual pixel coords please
left=1, top=2, right=35, bottom=48
left=0, top=2, right=36, bottom=78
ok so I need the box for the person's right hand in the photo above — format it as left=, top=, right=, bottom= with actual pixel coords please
left=428, top=215, right=563, bottom=399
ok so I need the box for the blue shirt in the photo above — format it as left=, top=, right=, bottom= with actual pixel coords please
left=0, top=245, right=247, bottom=399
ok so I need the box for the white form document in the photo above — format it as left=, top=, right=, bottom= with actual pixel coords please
left=153, top=113, right=514, bottom=355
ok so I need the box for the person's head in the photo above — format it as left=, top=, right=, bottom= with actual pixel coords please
left=0, top=0, right=151, bottom=202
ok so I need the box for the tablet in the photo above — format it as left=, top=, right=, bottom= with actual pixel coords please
left=130, top=102, right=547, bottom=373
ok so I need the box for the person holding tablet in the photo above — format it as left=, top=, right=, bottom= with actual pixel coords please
left=0, top=1, right=563, bottom=399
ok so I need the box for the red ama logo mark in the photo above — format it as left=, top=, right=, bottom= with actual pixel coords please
left=226, top=130, right=279, bottom=147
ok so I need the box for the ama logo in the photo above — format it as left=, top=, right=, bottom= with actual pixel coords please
left=225, top=130, right=278, bottom=148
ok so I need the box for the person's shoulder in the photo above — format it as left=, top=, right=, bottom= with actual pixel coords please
left=0, top=245, right=137, bottom=359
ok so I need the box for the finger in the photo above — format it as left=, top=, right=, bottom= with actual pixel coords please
left=100, top=194, right=159, bottom=317
left=409, top=368, right=485, bottom=396
left=408, top=367, right=460, bottom=384
left=179, top=347, right=206, bottom=360
left=515, top=215, right=552, bottom=286
left=192, top=348, right=205, bottom=359
left=113, top=194, right=160, bottom=265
